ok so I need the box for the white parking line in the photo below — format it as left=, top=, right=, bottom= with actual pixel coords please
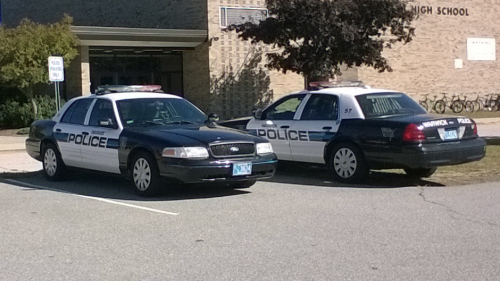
left=5, top=179, right=179, bottom=216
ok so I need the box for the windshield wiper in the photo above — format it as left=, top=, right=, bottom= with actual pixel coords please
left=164, top=120, right=196, bottom=125
left=143, top=120, right=165, bottom=125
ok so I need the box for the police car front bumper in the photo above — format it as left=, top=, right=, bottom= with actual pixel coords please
left=367, top=138, right=486, bottom=169
left=158, top=154, right=278, bottom=183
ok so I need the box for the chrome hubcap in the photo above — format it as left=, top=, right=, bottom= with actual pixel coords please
left=133, top=158, right=151, bottom=191
left=333, top=148, right=357, bottom=178
left=44, top=148, right=57, bottom=177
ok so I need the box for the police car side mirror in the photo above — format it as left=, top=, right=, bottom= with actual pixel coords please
left=207, top=113, right=219, bottom=122
left=99, top=118, right=117, bottom=129
left=206, top=113, right=219, bottom=128
left=253, top=109, right=263, bottom=120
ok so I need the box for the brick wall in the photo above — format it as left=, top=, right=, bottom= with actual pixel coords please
left=2, top=0, right=207, bottom=29
left=207, top=0, right=303, bottom=119
left=358, top=0, right=500, bottom=101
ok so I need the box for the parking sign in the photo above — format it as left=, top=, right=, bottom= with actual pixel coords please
left=48, top=56, right=64, bottom=82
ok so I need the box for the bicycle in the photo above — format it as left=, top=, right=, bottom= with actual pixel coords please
left=419, top=94, right=441, bottom=113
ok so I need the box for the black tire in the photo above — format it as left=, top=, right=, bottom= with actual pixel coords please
left=42, top=143, right=67, bottom=181
left=131, top=152, right=162, bottom=197
left=231, top=179, right=257, bottom=189
left=488, top=100, right=499, bottom=111
left=433, top=101, right=446, bottom=114
left=328, top=143, right=369, bottom=183
left=404, top=167, right=437, bottom=178
left=451, top=100, right=464, bottom=113
left=464, top=101, right=475, bottom=113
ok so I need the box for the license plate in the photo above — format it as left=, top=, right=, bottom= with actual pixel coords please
left=444, top=129, right=458, bottom=140
left=233, top=163, right=252, bottom=176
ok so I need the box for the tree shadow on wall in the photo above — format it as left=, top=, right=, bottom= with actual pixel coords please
left=210, top=47, right=273, bottom=120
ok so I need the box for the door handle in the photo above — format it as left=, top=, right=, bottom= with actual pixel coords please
left=322, top=126, right=332, bottom=130
left=82, top=132, right=89, bottom=135
left=280, top=125, right=290, bottom=129
left=55, top=129, right=62, bottom=132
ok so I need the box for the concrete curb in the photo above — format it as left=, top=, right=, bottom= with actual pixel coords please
left=485, top=137, right=500, bottom=146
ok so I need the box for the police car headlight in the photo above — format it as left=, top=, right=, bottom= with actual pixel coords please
left=256, top=142, right=274, bottom=155
left=162, top=147, right=209, bottom=159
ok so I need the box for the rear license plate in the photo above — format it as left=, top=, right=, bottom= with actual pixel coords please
left=233, top=163, right=252, bottom=176
left=444, top=129, right=458, bottom=140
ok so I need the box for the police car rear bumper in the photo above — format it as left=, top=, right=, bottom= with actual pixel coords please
left=366, top=138, right=486, bottom=169
left=158, top=154, right=278, bottom=183
left=26, top=137, right=42, bottom=161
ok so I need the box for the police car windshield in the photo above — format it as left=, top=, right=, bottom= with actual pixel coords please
left=117, top=98, right=207, bottom=127
left=355, top=92, right=427, bottom=118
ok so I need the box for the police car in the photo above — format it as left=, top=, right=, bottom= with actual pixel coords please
left=25, top=85, right=277, bottom=196
left=220, top=81, right=486, bottom=183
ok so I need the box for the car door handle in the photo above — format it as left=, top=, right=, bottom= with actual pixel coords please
left=322, top=126, right=332, bottom=130
left=82, top=132, right=89, bottom=135
left=280, top=125, right=290, bottom=129
left=56, top=129, right=62, bottom=132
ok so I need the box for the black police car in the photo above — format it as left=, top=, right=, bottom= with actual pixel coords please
left=219, top=82, right=486, bottom=183
left=26, top=86, right=277, bottom=196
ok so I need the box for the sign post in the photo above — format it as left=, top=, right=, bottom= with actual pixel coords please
left=48, top=56, right=64, bottom=111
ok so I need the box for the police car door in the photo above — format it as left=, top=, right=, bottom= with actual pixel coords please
left=247, top=94, right=307, bottom=161
left=290, top=94, right=340, bottom=163
left=80, top=98, right=121, bottom=174
left=54, top=99, right=93, bottom=168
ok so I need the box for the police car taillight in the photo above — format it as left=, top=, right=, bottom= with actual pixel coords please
left=472, top=124, right=478, bottom=136
left=402, top=124, right=426, bottom=142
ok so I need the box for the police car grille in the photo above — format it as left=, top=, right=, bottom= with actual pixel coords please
left=210, top=143, right=255, bottom=157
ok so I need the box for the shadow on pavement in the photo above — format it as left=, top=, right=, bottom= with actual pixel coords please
left=266, top=161, right=445, bottom=188
left=0, top=161, right=446, bottom=201
left=0, top=170, right=250, bottom=201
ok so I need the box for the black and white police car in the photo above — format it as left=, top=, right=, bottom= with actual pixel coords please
left=220, top=81, right=486, bottom=183
left=26, top=85, right=277, bottom=196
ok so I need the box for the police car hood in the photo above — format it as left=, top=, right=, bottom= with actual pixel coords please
left=125, top=124, right=263, bottom=146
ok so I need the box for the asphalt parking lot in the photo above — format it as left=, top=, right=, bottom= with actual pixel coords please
left=1, top=166, right=500, bottom=281
left=1, top=120, right=500, bottom=280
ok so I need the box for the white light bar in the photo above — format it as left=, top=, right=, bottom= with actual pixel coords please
left=309, top=81, right=365, bottom=89
left=96, top=85, right=162, bottom=93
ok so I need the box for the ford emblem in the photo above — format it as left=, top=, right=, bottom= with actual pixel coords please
left=230, top=146, right=240, bottom=152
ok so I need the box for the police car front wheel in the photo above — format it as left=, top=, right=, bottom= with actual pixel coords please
left=328, top=143, right=368, bottom=183
left=131, top=152, right=162, bottom=196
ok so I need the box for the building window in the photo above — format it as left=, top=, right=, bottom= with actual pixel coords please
left=220, top=7, right=268, bottom=28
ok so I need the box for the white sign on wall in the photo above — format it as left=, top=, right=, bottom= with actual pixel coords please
left=48, top=56, right=65, bottom=82
left=467, top=38, right=496, bottom=61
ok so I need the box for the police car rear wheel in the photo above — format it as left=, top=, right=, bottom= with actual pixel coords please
left=42, top=143, right=66, bottom=181
left=329, top=143, right=368, bottom=183
left=132, top=152, right=161, bottom=196
left=404, top=167, right=437, bottom=178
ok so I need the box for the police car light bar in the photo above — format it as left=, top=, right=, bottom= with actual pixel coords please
left=309, top=81, right=366, bottom=89
left=95, top=85, right=163, bottom=95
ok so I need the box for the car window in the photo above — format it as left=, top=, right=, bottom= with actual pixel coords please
left=300, top=94, right=338, bottom=120
left=262, top=94, right=306, bottom=120
left=89, top=99, right=117, bottom=127
left=61, top=99, right=93, bottom=125
left=117, top=98, right=207, bottom=127
left=356, top=93, right=427, bottom=118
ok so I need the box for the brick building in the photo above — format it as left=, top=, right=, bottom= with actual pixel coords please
left=1, top=0, right=499, bottom=118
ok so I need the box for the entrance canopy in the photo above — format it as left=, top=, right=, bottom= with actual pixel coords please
left=71, top=26, right=208, bottom=48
